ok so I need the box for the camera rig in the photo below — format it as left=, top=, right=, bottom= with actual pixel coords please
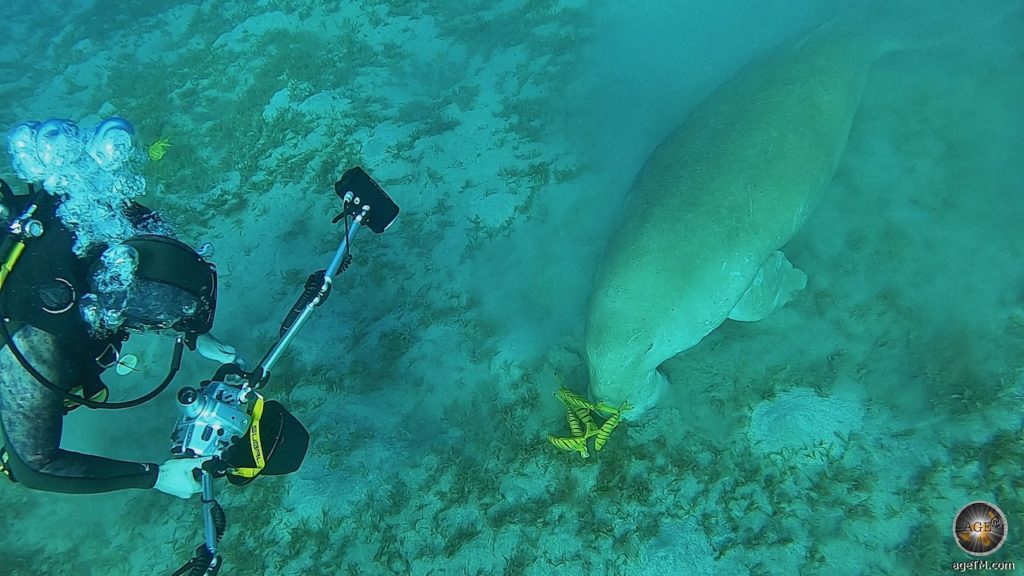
left=169, top=167, right=399, bottom=576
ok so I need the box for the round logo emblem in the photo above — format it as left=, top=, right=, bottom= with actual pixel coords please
left=953, top=501, right=1008, bottom=556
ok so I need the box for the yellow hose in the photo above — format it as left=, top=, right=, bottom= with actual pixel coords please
left=0, top=240, right=26, bottom=291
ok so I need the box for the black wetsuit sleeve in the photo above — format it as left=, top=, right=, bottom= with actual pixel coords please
left=0, top=327, right=159, bottom=494
left=0, top=422, right=159, bottom=493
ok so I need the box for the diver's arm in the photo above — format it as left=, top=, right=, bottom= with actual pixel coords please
left=0, top=326, right=159, bottom=494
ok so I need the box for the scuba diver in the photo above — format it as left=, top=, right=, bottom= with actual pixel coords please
left=0, top=117, right=241, bottom=499
left=2, top=115, right=396, bottom=573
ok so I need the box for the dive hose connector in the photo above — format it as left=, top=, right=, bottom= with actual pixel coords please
left=6, top=188, right=45, bottom=239
left=10, top=217, right=42, bottom=238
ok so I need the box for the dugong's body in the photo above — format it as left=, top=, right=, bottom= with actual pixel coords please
left=586, top=25, right=887, bottom=415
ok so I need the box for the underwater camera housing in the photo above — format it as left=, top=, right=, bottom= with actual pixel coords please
left=170, top=368, right=252, bottom=459
left=170, top=362, right=308, bottom=480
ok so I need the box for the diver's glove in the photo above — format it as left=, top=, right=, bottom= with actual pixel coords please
left=196, top=333, right=243, bottom=366
left=155, top=457, right=210, bottom=499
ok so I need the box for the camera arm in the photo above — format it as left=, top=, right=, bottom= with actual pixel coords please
left=253, top=166, right=398, bottom=387
left=254, top=203, right=365, bottom=383
left=168, top=167, right=398, bottom=576
left=175, top=195, right=372, bottom=576
left=171, top=460, right=227, bottom=576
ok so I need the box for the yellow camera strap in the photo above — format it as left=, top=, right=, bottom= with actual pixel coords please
left=231, top=394, right=267, bottom=479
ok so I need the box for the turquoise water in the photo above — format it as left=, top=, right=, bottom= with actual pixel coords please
left=0, top=1, right=1021, bottom=574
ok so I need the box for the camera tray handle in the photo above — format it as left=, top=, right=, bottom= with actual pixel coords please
left=253, top=167, right=398, bottom=387
left=170, top=462, right=226, bottom=576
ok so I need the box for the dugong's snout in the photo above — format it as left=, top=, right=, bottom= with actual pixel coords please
left=587, top=361, right=669, bottom=420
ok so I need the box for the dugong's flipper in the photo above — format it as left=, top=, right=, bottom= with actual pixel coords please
left=728, top=251, right=808, bottom=322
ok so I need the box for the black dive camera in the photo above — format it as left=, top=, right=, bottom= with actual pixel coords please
left=169, top=167, right=398, bottom=576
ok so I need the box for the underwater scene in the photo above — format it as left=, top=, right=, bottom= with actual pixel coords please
left=0, top=0, right=1022, bottom=574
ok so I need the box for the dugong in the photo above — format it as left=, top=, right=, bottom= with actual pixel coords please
left=584, top=11, right=941, bottom=416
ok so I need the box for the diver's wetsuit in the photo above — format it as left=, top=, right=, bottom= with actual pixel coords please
left=0, top=181, right=159, bottom=493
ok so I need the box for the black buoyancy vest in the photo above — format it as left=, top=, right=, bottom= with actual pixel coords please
left=0, top=179, right=124, bottom=378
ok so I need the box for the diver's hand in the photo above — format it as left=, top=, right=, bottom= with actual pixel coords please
left=154, top=457, right=210, bottom=499
left=196, top=333, right=239, bottom=364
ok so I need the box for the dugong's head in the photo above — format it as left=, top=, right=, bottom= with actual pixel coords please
left=585, top=322, right=670, bottom=420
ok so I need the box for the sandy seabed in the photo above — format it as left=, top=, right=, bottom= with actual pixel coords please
left=0, top=1, right=1021, bottom=574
